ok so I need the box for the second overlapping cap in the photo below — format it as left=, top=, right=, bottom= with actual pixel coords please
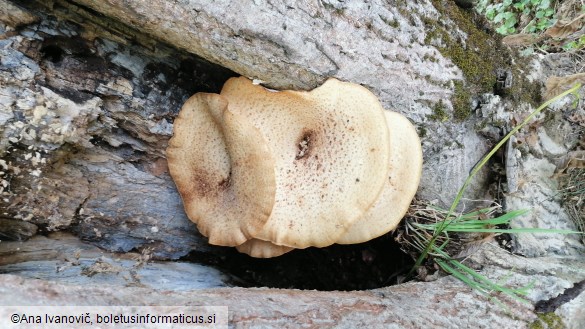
left=167, top=77, right=422, bottom=258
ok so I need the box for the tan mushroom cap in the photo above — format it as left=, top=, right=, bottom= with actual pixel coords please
left=236, top=111, right=422, bottom=257
left=236, top=238, right=294, bottom=258
left=220, top=77, right=390, bottom=248
left=166, top=93, right=276, bottom=247
left=337, top=111, right=422, bottom=244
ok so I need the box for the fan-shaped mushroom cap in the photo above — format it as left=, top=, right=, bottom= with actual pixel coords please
left=220, top=77, right=390, bottom=248
left=166, top=93, right=276, bottom=247
left=337, top=111, right=422, bottom=244
left=236, top=238, right=294, bottom=258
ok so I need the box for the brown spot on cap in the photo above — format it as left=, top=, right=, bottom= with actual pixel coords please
left=220, top=77, right=391, bottom=249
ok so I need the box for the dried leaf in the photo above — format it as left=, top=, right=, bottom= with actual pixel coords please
left=555, top=150, right=585, bottom=174
left=544, top=73, right=585, bottom=100
left=502, top=33, right=540, bottom=47
left=567, top=152, right=585, bottom=170
left=544, top=13, right=585, bottom=39
left=567, top=112, right=585, bottom=127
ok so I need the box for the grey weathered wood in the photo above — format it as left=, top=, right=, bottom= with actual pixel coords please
left=0, top=0, right=493, bottom=259
left=1, top=1, right=584, bottom=327
left=2, top=233, right=584, bottom=328
left=66, top=0, right=497, bottom=207
left=0, top=218, right=37, bottom=241
left=0, top=232, right=231, bottom=290
left=0, top=273, right=537, bottom=329
left=1, top=0, right=237, bottom=259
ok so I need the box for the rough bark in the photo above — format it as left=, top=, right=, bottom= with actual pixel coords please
left=0, top=271, right=537, bottom=329
left=0, top=0, right=511, bottom=258
left=3, top=232, right=584, bottom=328
left=1, top=0, right=238, bottom=259
left=1, top=0, right=493, bottom=258
left=67, top=0, right=494, bottom=207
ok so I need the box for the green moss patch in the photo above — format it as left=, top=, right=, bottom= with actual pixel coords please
left=425, top=1, right=542, bottom=121
left=427, top=100, right=449, bottom=122
left=529, top=312, right=565, bottom=329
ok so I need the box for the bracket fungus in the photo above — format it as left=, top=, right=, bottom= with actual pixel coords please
left=167, top=77, right=422, bottom=258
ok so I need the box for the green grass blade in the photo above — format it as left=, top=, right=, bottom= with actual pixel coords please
left=409, top=83, right=583, bottom=275
left=436, top=258, right=489, bottom=295
left=434, top=248, right=532, bottom=304
left=412, top=209, right=531, bottom=230
left=444, top=82, right=583, bottom=226
left=429, top=228, right=581, bottom=234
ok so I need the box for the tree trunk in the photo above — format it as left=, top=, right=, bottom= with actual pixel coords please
left=1, top=0, right=584, bottom=327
